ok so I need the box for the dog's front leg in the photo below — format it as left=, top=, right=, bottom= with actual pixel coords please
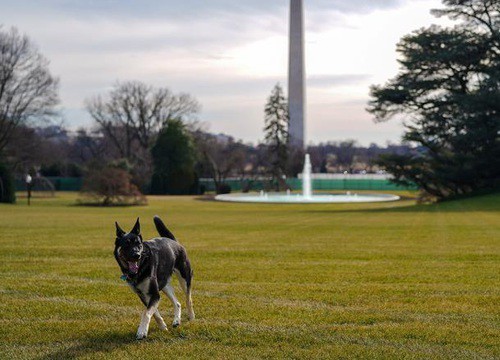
left=136, top=295, right=159, bottom=340
left=136, top=283, right=160, bottom=340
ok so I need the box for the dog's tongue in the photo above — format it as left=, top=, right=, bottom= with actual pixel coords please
left=128, top=261, right=139, bottom=274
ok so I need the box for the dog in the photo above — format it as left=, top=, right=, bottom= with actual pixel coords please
left=114, top=216, right=195, bottom=339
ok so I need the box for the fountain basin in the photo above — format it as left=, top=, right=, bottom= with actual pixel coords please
left=215, top=154, right=400, bottom=204
left=215, top=192, right=400, bottom=204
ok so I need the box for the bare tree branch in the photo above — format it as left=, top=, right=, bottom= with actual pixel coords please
left=0, top=27, right=59, bottom=153
left=85, top=81, right=200, bottom=162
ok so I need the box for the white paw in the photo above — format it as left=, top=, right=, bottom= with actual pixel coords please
left=158, top=322, right=168, bottom=331
left=136, top=328, right=148, bottom=340
left=172, top=319, right=181, bottom=328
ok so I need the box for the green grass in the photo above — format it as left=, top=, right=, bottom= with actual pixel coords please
left=0, top=191, right=499, bottom=359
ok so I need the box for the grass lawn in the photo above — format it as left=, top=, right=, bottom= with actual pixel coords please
left=0, top=191, right=499, bottom=359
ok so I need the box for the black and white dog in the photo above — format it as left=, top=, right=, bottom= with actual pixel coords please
left=114, top=216, right=195, bottom=339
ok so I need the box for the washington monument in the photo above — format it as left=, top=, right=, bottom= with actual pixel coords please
left=288, top=0, right=305, bottom=149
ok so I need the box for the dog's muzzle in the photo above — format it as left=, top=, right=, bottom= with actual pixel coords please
left=128, top=261, right=139, bottom=274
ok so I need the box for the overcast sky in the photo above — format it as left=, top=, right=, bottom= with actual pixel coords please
left=0, top=0, right=450, bottom=145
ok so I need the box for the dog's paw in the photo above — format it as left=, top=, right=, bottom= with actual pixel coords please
left=172, top=319, right=181, bottom=328
left=136, top=329, right=148, bottom=340
left=158, top=322, right=168, bottom=331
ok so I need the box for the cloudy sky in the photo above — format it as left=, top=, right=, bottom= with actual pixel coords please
left=0, top=0, right=450, bottom=145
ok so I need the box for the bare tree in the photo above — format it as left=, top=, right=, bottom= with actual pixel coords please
left=85, top=81, right=200, bottom=160
left=3, top=125, right=45, bottom=172
left=193, top=131, right=246, bottom=193
left=68, top=128, right=113, bottom=164
left=0, top=27, right=59, bottom=153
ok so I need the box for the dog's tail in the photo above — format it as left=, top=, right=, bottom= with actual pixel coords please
left=153, top=215, right=177, bottom=241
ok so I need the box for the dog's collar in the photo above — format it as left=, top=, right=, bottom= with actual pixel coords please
left=120, top=271, right=137, bottom=282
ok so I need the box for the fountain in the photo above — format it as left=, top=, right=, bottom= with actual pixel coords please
left=302, top=153, right=312, bottom=198
left=213, top=2, right=400, bottom=204
left=215, top=154, right=400, bottom=204
left=214, top=2, right=401, bottom=204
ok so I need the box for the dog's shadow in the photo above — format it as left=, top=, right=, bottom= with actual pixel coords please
left=35, top=330, right=182, bottom=360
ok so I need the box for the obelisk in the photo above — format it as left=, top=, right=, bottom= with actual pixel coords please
left=288, top=0, right=305, bottom=149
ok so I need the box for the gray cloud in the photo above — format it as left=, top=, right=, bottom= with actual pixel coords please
left=311, top=0, right=404, bottom=13
left=0, top=1, right=409, bottom=56
left=0, top=1, right=407, bottom=24
left=3, top=0, right=404, bottom=17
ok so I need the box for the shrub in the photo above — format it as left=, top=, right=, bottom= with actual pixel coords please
left=79, top=166, right=147, bottom=206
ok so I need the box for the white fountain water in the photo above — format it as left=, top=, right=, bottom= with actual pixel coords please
left=302, top=153, right=312, bottom=199
left=215, top=154, right=400, bottom=204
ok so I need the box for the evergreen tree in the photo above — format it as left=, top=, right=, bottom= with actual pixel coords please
left=368, top=0, right=500, bottom=200
left=150, top=119, right=197, bottom=195
left=264, top=83, right=289, bottom=189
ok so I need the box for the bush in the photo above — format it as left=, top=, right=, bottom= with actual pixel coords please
left=79, top=166, right=147, bottom=206
left=0, top=163, right=15, bottom=203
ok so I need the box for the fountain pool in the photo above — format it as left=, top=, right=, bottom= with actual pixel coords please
left=215, top=192, right=400, bottom=203
left=215, top=154, right=400, bottom=204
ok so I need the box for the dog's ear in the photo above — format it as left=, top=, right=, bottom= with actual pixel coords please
left=115, top=222, right=126, bottom=238
left=130, top=217, right=141, bottom=236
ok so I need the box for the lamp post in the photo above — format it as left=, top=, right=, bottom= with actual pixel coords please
left=26, top=174, right=32, bottom=206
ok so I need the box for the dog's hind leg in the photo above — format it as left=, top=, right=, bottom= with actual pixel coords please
left=162, top=279, right=182, bottom=327
left=175, top=269, right=195, bottom=321
left=153, top=309, right=168, bottom=331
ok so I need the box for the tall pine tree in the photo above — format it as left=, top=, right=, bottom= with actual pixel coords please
left=264, top=83, right=289, bottom=189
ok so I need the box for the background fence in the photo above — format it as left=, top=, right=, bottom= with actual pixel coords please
left=200, top=174, right=417, bottom=192
left=15, top=177, right=83, bottom=192
left=15, top=175, right=417, bottom=193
